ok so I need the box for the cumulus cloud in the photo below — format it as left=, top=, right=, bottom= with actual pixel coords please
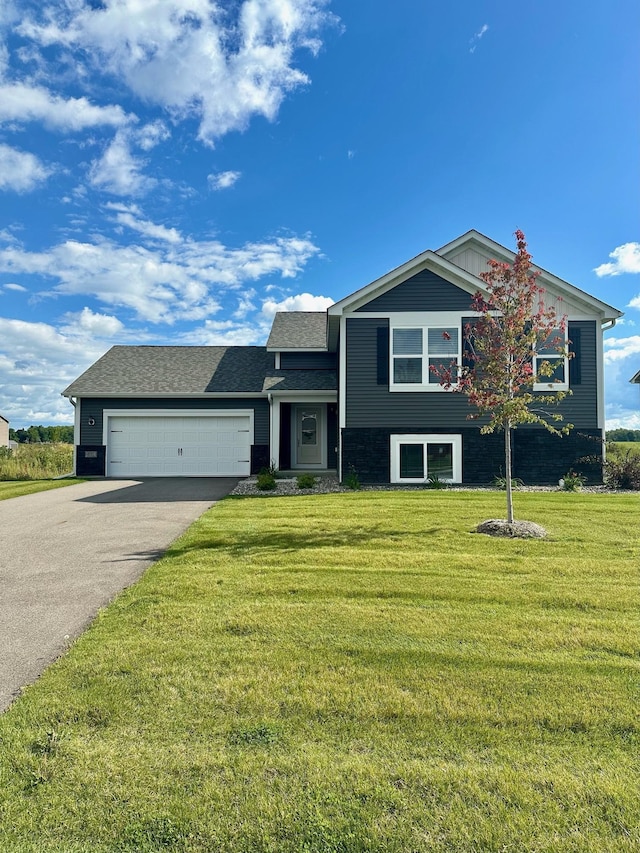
left=88, top=131, right=155, bottom=196
left=603, top=333, right=640, bottom=428
left=18, top=0, right=337, bottom=146
left=208, top=170, right=241, bottom=190
left=594, top=242, right=640, bottom=277
left=62, top=307, right=124, bottom=337
left=261, top=291, right=334, bottom=318
left=603, top=335, right=640, bottom=363
left=0, top=82, right=131, bottom=131
left=0, top=143, right=51, bottom=192
left=0, top=230, right=320, bottom=323
left=3, top=282, right=27, bottom=292
left=136, top=120, right=170, bottom=151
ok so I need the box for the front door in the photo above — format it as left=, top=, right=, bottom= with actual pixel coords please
left=293, top=405, right=325, bottom=468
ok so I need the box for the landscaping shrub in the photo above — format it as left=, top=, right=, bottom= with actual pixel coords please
left=296, top=473, right=316, bottom=490
left=560, top=470, right=586, bottom=491
left=256, top=470, right=277, bottom=491
left=604, top=449, right=640, bottom=490
left=424, top=475, right=447, bottom=490
left=344, top=465, right=361, bottom=490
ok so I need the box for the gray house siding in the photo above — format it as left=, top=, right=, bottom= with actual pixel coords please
left=79, top=396, right=269, bottom=445
left=280, top=352, right=337, bottom=370
left=354, top=270, right=473, bottom=313
left=345, top=318, right=598, bottom=430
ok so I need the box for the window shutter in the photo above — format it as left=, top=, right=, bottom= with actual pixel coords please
left=569, top=325, right=581, bottom=385
left=377, top=326, right=389, bottom=385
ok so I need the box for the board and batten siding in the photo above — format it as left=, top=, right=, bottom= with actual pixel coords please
left=279, top=351, right=337, bottom=369
left=79, top=397, right=270, bottom=446
left=345, top=318, right=599, bottom=430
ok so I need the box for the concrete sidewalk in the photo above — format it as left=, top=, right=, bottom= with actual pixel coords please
left=0, top=478, right=238, bottom=712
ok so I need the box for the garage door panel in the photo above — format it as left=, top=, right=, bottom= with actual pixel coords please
left=107, top=414, right=252, bottom=477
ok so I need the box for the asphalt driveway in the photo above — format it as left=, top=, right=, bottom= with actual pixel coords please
left=0, top=477, right=238, bottom=712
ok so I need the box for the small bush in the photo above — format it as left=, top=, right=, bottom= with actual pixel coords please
left=604, top=450, right=640, bottom=490
left=424, top=475, right=447, bottom=490
left=560, top=470, right=586, bottom=491
left=493, top=474, right=524, bottom=490
left=256, top=470, right=277, bottom=491
left=296, top=473, right=316, bottom=490
left=344, top=465, right=361, bottom=490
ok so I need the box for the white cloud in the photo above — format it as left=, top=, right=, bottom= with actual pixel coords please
left=0, top=316, right=111, bottom=427
left=108, top=204, right=182, bottom=244
left=136, top=120, right=170, bottom=151
left=3, top=282, right=27, bottom=292
left=88, top=131, right=155, bottom=196
left=594, top=242, right=640, bottom=277
left=0, top=143, right=51, bottom=192
left=62, top=307, right=124, bottom=337
left=19, top=0, right=337, bottom=146
left=0, top=82, right=131, bottom=131
left=603, top=335, right=640, bottom=363
left=0, top=231, right=320, bottom=323
left=261, top=291, right=334, bottom=318
left=208, top=170, right=241, bottom=190
left=469, top=23, right=489, bottom=53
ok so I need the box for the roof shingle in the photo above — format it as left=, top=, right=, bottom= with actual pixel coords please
left=266, top=312, right=327, bottom=349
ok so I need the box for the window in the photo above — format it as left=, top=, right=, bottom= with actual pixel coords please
left=391, top=326, right=460, bottom=390
left=534, top=328, right=568, bottom=391
left=390, top=434, right=462, bottom=483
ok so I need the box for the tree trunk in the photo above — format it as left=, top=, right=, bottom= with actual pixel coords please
left=505, top=421, right=514, bottom=523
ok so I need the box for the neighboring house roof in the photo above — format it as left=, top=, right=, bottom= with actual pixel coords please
left=266, top=312, right=328, bottom=350
left=63, top=346, right=274, bottom=396
left=0, top=414, right=8, bottom=424
left=263, top=370, right=337, bottom=393
left=630, top=370, right=640, bottom=384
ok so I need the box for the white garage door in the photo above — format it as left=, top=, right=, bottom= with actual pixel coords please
left=106, top=413, right=252, bottom=477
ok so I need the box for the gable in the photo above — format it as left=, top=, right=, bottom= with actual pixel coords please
left=354, top=269, right=474, bottom=313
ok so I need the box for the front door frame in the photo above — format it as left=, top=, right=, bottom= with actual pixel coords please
left=291, top=403, right=327, bottom=469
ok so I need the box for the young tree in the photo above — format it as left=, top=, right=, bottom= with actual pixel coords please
left=435, top=230, right=572, bottom=523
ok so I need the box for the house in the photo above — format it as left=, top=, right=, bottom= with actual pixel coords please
left=62, top=230, right=622, bottom=484
left=0, top=414, right=9, bottom=448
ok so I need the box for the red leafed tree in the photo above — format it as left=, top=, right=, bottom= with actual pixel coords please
left=435, top=230, right=572, bottom=523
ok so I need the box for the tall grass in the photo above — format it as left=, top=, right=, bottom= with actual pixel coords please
left=0, top=443, right=74, bottom=480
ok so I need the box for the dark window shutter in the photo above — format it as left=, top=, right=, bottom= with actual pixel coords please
left=377, top=326, right=389, bottom=385
left=569, top=325, right=581, bottom=385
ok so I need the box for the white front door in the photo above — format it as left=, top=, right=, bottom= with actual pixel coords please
left=293, top=405, right=325, bottom=468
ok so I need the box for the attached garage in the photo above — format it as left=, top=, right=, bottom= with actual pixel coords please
left=104, top=410, right=253, bottom=477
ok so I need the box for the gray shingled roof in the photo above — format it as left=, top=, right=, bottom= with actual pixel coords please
left=63, top=346, right=274, bottom=396
left=266, top=312, right=327, bottom=349
left=263, top=370, right=337, bottom=392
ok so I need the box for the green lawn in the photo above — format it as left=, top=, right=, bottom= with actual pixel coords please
left=609, top=441, right=640, bottom=457
left=0, top=491, right=638, bottom=852
left=0, top=479, right=85, bottom=501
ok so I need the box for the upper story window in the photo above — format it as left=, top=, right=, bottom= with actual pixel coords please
left=391, top=325, right=459, bottom=390
left=533, top=328, right=569, bottom=391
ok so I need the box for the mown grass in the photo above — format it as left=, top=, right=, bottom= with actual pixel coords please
left=0, top=443, right=74, bottom=480
left=0, top=491, right=638, bottom=852
left=609, top=441, right=640, bottom=458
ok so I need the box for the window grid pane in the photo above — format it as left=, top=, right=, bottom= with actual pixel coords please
left=538, top=329, right=565, bottom=355
left=427, top=443, right=454, bottom=480
left=393, top=358, right=422, bottom=384
left=427, top=327, right=458, bottom=355
left=400, top=444, right=424, bottom=479
left=536, top=357, right=565, bottom=383
left=393, top=328, right=423, bottom=355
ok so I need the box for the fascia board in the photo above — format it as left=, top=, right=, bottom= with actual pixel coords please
left=61, top=391, right=266, bottom=399
left=328, top=251, right=487, bottom=316
left=265, top=347, right=328, bottom=353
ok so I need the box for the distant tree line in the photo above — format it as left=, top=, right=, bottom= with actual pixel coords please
left=9, top=425, right=74, bottom=444
left=606, top=429, right=640, bottom=442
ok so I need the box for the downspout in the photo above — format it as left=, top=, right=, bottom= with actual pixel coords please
left=68, top=396, right=78, bottom=476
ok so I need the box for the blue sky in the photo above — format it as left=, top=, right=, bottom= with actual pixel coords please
left=0, top=0, right=639, bottom=430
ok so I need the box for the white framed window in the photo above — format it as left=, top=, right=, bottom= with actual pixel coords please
left=534, top=328, right=569, bottom=391
left=391, top=325, right=460, bottom=390
left=390, top=434, right=462, bottom=483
